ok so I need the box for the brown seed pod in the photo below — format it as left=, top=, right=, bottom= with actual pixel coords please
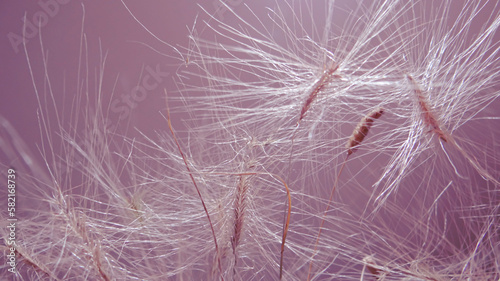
left=347, top=107, right=384, bottom=155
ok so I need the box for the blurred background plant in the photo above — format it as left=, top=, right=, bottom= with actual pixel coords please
left=1, top=1, right=499, bottom=280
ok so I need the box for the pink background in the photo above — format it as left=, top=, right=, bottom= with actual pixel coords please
left=1, top=1, right=499, bottom=280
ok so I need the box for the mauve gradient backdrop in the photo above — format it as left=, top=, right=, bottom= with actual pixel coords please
left=1, top=1, right=499, bottom=279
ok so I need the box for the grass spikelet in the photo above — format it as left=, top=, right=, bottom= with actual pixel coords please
left=231, top=174, right=249, bottom=267
left=297, top=61, right=341, bottom=125
left=406, top=74, right=499, bottom=186
left=373, top=0, right=500, bottom=207
left=228, top=161, right=255, bottom=278
left=347, top=107, right=385, bottom=155
left=2, top=1, right=500, bottom=280
left=406, top=74, right=448, bottom=142
left=362, top=255, right=383, bottom=280
left=307, top=107, right=384, bottom=280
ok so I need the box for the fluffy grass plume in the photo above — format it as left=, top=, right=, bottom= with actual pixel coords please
left=1, top=0, right=499, bottom=280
